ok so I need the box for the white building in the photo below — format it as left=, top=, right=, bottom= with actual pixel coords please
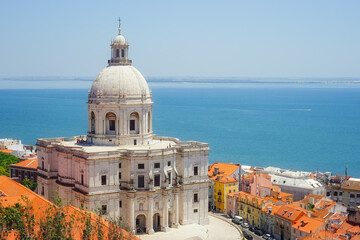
left=0, top=138, right=35, bottom=158
left=270, top=174, right=325, bottom=201
left=37, top=23, right=209, bottom=234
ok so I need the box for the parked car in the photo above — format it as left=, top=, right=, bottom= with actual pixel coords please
left=232, top=216, right=243, bottom=225
left=249, top=226, right=255, bottom=232
left=255, top=229, right=264, bottom=236
left=241, top=222, right=249, bottom=228
left=262, top=234, right=273, bottom=240
left=243, top=231, right=253, bottom=240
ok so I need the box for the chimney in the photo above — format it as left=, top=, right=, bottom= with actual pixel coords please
left=310, top=197, right=314, bottom=205
left=307, top=211, right=311, bottom=217
left=214, top=167, right=219, bottom=176
left=301, top=220, right=305, bottom=227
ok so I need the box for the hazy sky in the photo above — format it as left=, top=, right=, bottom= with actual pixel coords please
left=0, top=0, right=359, bottom=78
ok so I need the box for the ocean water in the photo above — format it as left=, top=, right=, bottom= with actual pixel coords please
left=0, top=83, right=359, bottom=176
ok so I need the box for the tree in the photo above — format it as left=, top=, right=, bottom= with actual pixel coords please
left=21, top=178, right=38, bottom=191
left=0, top=152, right=19, bottom=176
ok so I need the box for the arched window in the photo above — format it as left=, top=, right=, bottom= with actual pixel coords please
left=121, top=49, right=125, bottom=58
left=106, top=112, right=116, bottom=134
left=129, top=112, right=139, bottom=134
left=90, top=112, right=95, bottom=133
left=116, top=49, right=120, bottom=58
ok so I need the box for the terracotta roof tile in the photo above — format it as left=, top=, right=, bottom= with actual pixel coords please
left=209, top=162, right=239, bottom=177
left=0, top=176, right=139, bottom=240
left=11, top=158, right=38, bottom=169
left=292, top=215, right=325, bottom=234
left=275, top=205, right=306, bottom=221
left=0, top=149, right=13, bottom=154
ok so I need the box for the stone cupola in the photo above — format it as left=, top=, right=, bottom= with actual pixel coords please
left=87, top=20, right=153, bottom=146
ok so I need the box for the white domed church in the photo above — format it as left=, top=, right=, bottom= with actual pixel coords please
left=36, top=23, right=209, bottom=234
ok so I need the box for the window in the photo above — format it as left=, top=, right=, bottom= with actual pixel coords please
left=41, top=186, right=44, bottom=195
left=81, top=174, right=84, bottom=185
left=116, top=49, right=120, bottom=57
left=42, top=161, right=44, bottom=170
left=134, top=140, right=137, bottom=145
left=194, top=209, right=198, bottom=213
left=154, top=174, right=160, bottom=187
left=109, top=120, right=115, bottom=131
left=229, top=190, right=231, bottom=193
left=194, top=166, right=198, bottom=176
left=168, top=161, right=171, bottom=166
left=130, top=120, right=135, bottom=131
left=154, top=163, right=160, bottom=168
left=119, top=201, right=122, bottom=208
left=119, top=163, right=122, bottom=168
left=194, top=193, right=199, bottom=203
left=138, top=175, right=145, bottom=188
left=101, top=205, right=107, bottom=215
left=138, top=164, right=144, bottom=169
left=101, top=175, right=106, bottom=185
left=119, top=172, right=122, bottom=180
left=121, top=49, right=125, bottom=58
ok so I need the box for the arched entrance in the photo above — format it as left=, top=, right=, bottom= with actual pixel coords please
left=153, top=213, right=161, bottom=232
left=136, top=214, right=146, bottom=234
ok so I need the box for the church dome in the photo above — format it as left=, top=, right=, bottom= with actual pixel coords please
left=113, top=35, right=127, bottom=45
left=89, top=65, right=151, bottom=101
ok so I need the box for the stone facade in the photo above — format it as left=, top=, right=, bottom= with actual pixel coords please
left=37, top=23, right=209, bottom=234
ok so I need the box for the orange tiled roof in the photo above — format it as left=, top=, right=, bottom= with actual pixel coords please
left=0, top=149, right=13, bottom=154
left=0, top=176, right=139, bottom=240
left=278, top=191, right=293, bottom=198
left=208, top=162, right=239, bottom=177
left=292, top=215, right=325, bottom=234
left=238, top=191, right=263, bottom=204
left=314, top=230, right=338, bottom=240
left=211, top=174, right=238, bottom=183
left=336, top=221, right=359, bottom=236
left=275, top=204, right=306, bottom=221
left=300, top=194, right=325, bottom=205
left=262, top=204, right=281, bottom=216
left=228, top=191, right=242, bottom=198
left=11, top=158, right=38, bottom=169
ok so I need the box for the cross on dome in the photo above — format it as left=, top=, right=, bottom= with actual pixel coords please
left=118, top=17, right=121, bottom=35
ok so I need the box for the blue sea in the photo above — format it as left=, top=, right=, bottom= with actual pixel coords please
left=0, top=82, right=360, bottom=176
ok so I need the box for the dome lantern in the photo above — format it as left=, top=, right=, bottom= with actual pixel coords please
left=108, top=18, right=131, bottom=66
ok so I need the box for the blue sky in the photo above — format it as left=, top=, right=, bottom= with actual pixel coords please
left=0, top=0, right=359, bottom=78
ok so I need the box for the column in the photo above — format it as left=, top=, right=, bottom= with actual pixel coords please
left=128, top=194, right=135, bottom=234
left=161, top=192, right=169, bottom=232
left=146, top=195, right=154, bottom=234
left=173, top=188, right=179, bottom=228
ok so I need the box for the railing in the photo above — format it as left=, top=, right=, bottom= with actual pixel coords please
left=108, top=58, right=132, bottom=65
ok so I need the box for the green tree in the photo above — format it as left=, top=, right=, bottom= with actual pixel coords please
left=0, top=152, right=19, bottom=176
left=21, top=178, right=38, bottom=191
left=0, top=196, right=35, bottom=240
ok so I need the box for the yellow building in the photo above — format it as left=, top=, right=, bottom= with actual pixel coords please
left=238, top=191, right=264, bottom=228
left=211, top=174, right=238, bottom=213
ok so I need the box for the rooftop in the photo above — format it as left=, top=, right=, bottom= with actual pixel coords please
left=11, top=157, right=38, bottom=169
left=208, top=162, right=239, bottom=177
left=275, top=204, right=306, bottom=221
left=293, top=215, right=325, bottom=234
left=0, top=176, right=138, bottom=240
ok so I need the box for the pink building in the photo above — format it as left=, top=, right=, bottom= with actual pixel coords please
left=241, top=172, right=273, bottom=197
